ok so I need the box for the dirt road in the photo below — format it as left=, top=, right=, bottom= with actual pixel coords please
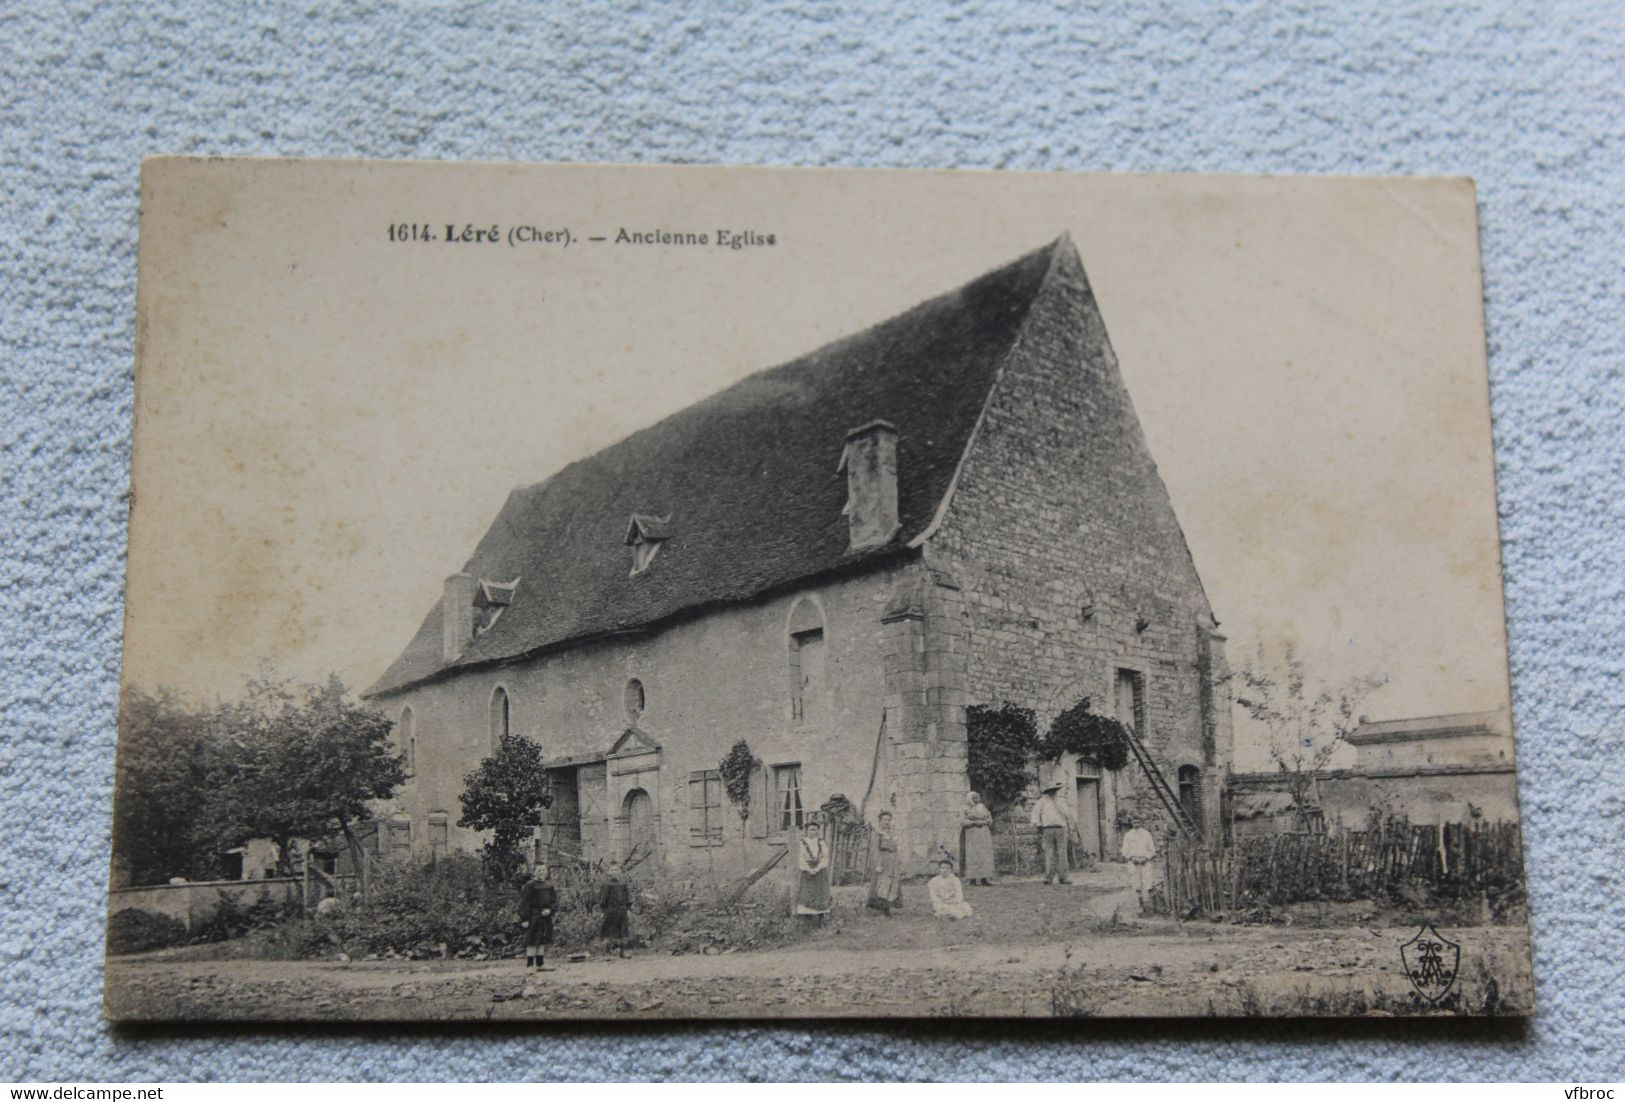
left=106, top=921, right=1532, bottom=1020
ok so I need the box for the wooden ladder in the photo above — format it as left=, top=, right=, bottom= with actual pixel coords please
left=1122, top=727, right=1199, bottom=836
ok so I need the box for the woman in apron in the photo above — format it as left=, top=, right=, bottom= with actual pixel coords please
left=867, top=810, right=903, bottom=914
left=794, top=821, right=832, bottom=924
left=960, top=791, right=995, bottom=886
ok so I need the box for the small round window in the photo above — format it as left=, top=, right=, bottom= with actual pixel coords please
left=624, top=677, right=645, bottom=719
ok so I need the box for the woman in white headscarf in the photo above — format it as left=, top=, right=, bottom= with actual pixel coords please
left=960, top=791, right=995, bottom=886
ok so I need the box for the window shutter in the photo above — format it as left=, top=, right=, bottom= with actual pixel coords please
left=707, top=774, right=723, bottom=845
left=750, top=765, right=768, bottom=839
left=688, top=773, right=704, bottom=845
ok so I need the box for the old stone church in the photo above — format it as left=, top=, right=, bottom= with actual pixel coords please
left=364, top=235, right=1232, bottom=878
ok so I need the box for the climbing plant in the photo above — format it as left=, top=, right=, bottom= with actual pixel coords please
left=719, top=739, right=758, bottom=819
left=966, top=702, right=1039, bottom=811
left=1038, top=696, right=1131, bottom=772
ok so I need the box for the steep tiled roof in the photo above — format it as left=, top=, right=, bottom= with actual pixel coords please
left=367, top=238, right=1066, bottom=697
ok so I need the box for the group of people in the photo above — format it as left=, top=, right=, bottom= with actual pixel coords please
left=794, top=788, right=1165, bottom=919
left=518, top=789, right=1166, bottom=970
left=793, top=792, right=1001, bottom=922
left=515, top=861, right=635, bottom=971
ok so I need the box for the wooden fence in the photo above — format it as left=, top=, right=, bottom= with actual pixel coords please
left=824, top=817, right=873, bottom=886
left=1160, top=819, right=1523, bottom=916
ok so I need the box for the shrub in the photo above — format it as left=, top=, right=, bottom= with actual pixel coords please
left=106, top=908, right=188, bottom=955
left=458, top=735, right=552, bottom=882
left=322, top=854, right=518, bottom=958
left=660, top=885, right=796, bottom=955
left=311, top=856, right=716, bottom=959
left=189, top=895, right=296, bottom=945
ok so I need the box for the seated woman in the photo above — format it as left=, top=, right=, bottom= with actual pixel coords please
left=927, top=858, right=974, bottom=920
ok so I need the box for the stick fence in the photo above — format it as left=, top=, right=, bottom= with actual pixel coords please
left=1160, top=819, right=1523, bottom=916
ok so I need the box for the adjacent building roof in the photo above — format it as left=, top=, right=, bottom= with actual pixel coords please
left=1345, top=710, right=1511, bottom=745
left=367, top=237, right=1069, bottom=697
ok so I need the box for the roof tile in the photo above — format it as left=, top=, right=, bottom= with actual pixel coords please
left=367, top=237, right=1066, bottom=696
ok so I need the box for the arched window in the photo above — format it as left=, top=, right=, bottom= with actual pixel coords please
left=489, top=687, right=509, bottom=753
left=787, top=598, right=826, bottom=728
left=398, top=706, right=416, bottom=776
left=1177, top=764, right=1202, bottom=828
left=624, top=678, right=645, bottom=720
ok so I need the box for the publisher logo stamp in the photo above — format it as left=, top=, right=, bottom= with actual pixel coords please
left=1399, top=923, right=1461, bottom=1003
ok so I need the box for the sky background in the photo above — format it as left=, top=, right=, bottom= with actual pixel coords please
left=123, top=160, right=1514, bottom=771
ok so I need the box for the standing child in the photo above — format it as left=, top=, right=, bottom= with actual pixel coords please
left=1120, top=818, right=1159, bottom=914
left=598, top=862, right=633, bottom=959
left=517, top=864, right=559, bottom=971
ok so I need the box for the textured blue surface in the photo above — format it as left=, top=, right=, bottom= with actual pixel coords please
left=3, top=0, right=1622, bottom=1082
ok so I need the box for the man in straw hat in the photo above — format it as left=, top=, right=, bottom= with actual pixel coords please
left=1029, top=777, right=1077, bottom=885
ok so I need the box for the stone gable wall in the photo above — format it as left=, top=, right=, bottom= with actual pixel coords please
left=926, top=244, right=1233, bottom=847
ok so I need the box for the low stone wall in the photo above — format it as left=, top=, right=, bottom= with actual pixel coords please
left=108, top=877, right=302, bottom=931
left=1229, top=766, right=1520, bottom=833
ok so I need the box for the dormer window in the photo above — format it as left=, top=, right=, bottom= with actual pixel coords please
left=624, top=514, right=672, bottom=576
left=474, top=577, right=519, bottom=636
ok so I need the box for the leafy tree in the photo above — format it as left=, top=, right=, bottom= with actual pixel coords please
left=198, top=673, right=405, bottom=899
left=1038, top=696, right=1131, bottom=772
left=1235, top=639, right=1385, bottom=824
left=966, top=702, right=1039, bottom=811
left=458, top=733, right=552, bottom=881
left=114, top=675, right=404, bottom=891
left=112, top=688, right=217, bottom=885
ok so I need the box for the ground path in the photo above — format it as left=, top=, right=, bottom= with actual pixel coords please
left=106, top=865, right=1531, bottom=1020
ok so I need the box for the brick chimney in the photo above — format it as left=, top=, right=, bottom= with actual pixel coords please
left=441, top=572, right=477, bottom=661
left=838, top=419, right=900, bottom=551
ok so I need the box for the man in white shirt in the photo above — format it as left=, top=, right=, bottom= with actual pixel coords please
left=1120, top=816, right=1159, bottom=913
left=1029, top=780, right=1076, bottom=885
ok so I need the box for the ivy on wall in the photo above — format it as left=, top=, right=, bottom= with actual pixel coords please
left=719, top=739, right=758, bottom=819
left=966, top=702, right=1039, bottom=811
left=1038, top=696, right=1131, bottom=772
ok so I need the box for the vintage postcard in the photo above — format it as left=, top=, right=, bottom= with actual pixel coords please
left=107, top=158, right=1531, bottom=1020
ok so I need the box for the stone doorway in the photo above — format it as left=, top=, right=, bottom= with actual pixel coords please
left=622, top=787, right=655, bottom=866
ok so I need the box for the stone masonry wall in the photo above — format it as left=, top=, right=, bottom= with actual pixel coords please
left=370, top=563, right=907, bottom=880
left=926, top=239, right=1232, bottom=847
left=874, top=562, right=971, bottom=871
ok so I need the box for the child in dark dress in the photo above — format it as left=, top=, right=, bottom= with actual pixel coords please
left=598, top=862, right=633, bottom=959
left=517, top=864, right=559, bottom=971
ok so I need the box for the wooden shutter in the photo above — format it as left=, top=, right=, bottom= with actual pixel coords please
left=750, top=764, right=768, bottom=839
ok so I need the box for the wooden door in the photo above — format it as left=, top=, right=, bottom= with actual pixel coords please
left=428, top=815, right=448, bottom=863
left=1075, top=778, right=1102, bottom=860
left=623, top=788, right=655, bottom=865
